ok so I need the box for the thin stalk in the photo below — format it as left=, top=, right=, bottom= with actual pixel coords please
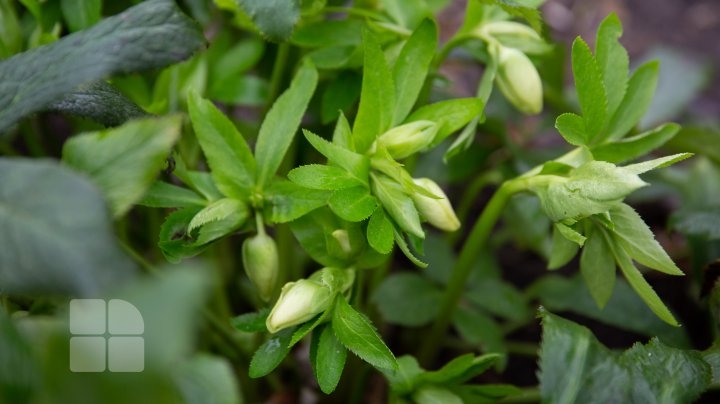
left=449, top=170, right=502, bottom=245
left=499, top=387, right=541, bottom=403
left=418, top=180, right=524, bottom=365
left=265, top=42, right=290, bottom=113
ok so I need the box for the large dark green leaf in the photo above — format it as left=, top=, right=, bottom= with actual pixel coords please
left=539, top=310, right=711, bottom=403
left=48, top=81, right=148, bottom=127
left=372, top=273, right=442, bottom=327
left=63, top=116, right=181, bottom=217
left=0, top=158, right=136, bottom=295
left=0, top=0, right=204, bottom=133
left=237, top=0, right=300, bottom=42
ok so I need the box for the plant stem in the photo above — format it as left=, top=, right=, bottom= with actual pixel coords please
left=499, top=387, right=541, bottom=403
left=418, top=180, right=523, bottom=365
left=265, top=42, right=290, bottom=113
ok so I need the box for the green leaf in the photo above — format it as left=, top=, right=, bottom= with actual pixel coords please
left=671, top=208, right=720, bottom=240
left=592, top=123, right=680, bottom=164
left=478, top=0, right=542, bottom=32
left=310, top=324, right=347, bottom=394
left=367, top=208, right=394, bottom=254
left=382, top=355, right=424, bottom=395
left=548, top=225, right=579, bottom=269
left=608, top=235, right=679, bottom=326
left=0, top=310, right=38, bottom=404
left=595, top=13, right=629, bottom=118
left=0, top=158, right=136, bottom=295
left=138, top=181, right=206, bottom=208
left=394, top=229, right=428, bottom=268
left=0, top=0, right=204, bottom=134
left=288, top=165, right=362, bottom=190
left=158, top=207, right=205, bottom=262
left=62, top=116, right=181, bottom=217
left=422, top=353, right=499, bottom=385
left=237, top=0, right=300, bottom=42
left=371, top=273, right=442, bottom=327
left=604, top=61, right=660, bottom=141
left=321, top=72, right=362, bottom=125
left=622, top=152, right=692, bottom=175
left=371, top=174, right=424, bottom=238
left=453, top=308, right=507, bottom=362
left=175, top=354, right=242, bottom=404
left=332, top=295, right=398, bottom=371
left=413, top=386, right=463, bottom=404
left=291, top=19, right=363, bottom=48
left=580, top=225, right=616, bottom=308
left=539, top=310, right=710, bottom=403
left=249, top=327, right=295, bottom=378
left=353, top=28, right=395, bottom=153
left=188, top=91, right=256, bottom=197
left=571, top=37, right=607, bottom=141
left=555, top=113, right=587, bottom=146
left=392, top=19, right=438, bottom=125
left=607, top=203, right=682, bottom=276
left=255, top=62, right=318, bottom=188
left=289, top=208, right=365, bottom=267
left=555, top=222, right=586, bottom=246
left=61, top=0, right=101, bottom=32
left=303, top=129, right=370, bottom=184
left=47, top=81, right=148, bottom=127
left=187, top=198, right=248, bottom=234
left=264, top=179, right=332, bottom=223
left=407, top=98, right=484, bottom=146
left=529, top=275, right=689, bottom=346
left=231, top=309, right=269, bottom=333
left=328, top=186, right=378, bottom=222
left=464, top=278, right=530, bottom=323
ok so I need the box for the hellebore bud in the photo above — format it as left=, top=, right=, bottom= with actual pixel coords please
left=475, top=21, right=543, bottom=52
left=376, top=120, right=438, bottom=159
left=242, top=232, right=279, bottom=302
left=411, top=178, right=461, bottom=232
left=492, top=44, right=543, bottom=115
left=266, top=267, right=354, bottom=333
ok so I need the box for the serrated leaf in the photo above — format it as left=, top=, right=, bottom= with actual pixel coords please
left=255, top=61, right=318, bottom=187
left=138, top=181, right=206, bottom=208
left=237, top=0, right=299, bottom=42
left=394, top=229, right=428, bottom=268
left=0, top=0, right=204, bottom=134
left=371, top=174, right=424, bottom=238
left=539, top=310, right=709, bottom=403
left=604, top=61, right=660, bottom=141
left=555, top=112, right=587, bottom=146
left=310, top=324, right=347, bottom=394
left=188, top=91, right=256, bottom=198
left=62, top=115, right=181, bottom=217
left=353, top=28, right=395, bottom=153
left=407, top=98, right=484, bottom=146
left=264, top=179, right=331, bottom=223
left=231, top=308, right=269, bottom=333
left=478, top=0, right=542, bottom=32
left=328, top=186, right=378, bottom=222
left=622, top=152, right=692, bottom=175
left=288, top=165, right=362, bottom=190
left=607, top=203, right=683, bottom=276
left=371, top=273, right=441, bottom=326
left=392, top=19, right=438, bottom=125
left=571, top=37, right=607, bottom=141
left=592, top=123, right=680, bottom=164
left=595, top=13, right=629, bottom=118
left=248, top=327, right=295, bottom=378
left=48, top=81, right=148, bottom=127
left=187, top=198, right=247, bottom=233
left=367, top=208, right=394, bottom=254
left=303, top=129, right=370, bottom=185
left=332, top=295, right=397, bottom=371
left=158, top=207, right=205, bottom=262
left=0, top=158, right=136, bottom=295
left=580, top=225, right=616, bottom=308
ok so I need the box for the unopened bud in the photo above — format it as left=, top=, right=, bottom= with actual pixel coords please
left=476, top=21, right=541, bottom=46
left=242, top=233, right=279, bottom=302
left=376, top=120, right=438, bottom=159
left=493, top=45, right=543, bottom=115
left=331, top=229, right=353, bottom=255
left=411, top=178, right=460, bottom=232
left=265, top=278, right=333, bottom=333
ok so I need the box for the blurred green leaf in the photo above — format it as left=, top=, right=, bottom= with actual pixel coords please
left=139, top=181, right=206, bottom=209
left=237, top=0, right=300, bottom=42
left=231, top=309, right=269, bottom=333
left=175, top=354, right=243, bottom=404
left=372, top=273, right=442, bottom=326
left=392, top=19, right=437, bottom=125
left=48, top=81, right=148, bottom=127
left=0, top=158, right=136, bottom=295
left=604, top=61, right=659, bottom=141
left=0, top=311, right=38, bottom=403
left=63, top=116, right=181, bottom=217
left=0, top=0, right=204, bottom=133
left=61, top=0, right=101, bottom=32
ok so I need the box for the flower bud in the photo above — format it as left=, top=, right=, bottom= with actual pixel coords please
left=411, top=178, right=460, bottom=232
left=242, top=233, right=279, bottom=302
left=376, top=120, right=438, bottom=159
left=492, top=44, right=543, bottom=115
left=266, top=279, right=333, bottom=334
left=475, top=21, right=545, bottom=53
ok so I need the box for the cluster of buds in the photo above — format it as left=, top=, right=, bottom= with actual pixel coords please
left=475, top=20, right=544, bottom=115
left=266, top=267, right=355, bottom=333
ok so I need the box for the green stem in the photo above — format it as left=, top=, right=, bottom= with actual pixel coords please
left=418, top=180, right=524, bottom=365
left=449, top=170, right=502, bottom=245
left=506, top=341, right=539, bottom=357
left=499, top=387, right=541, bottom=403
left=265, top=42, right=290, bottom=113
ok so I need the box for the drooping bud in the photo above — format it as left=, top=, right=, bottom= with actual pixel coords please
left=242, top=232, right=279, bottom=302
left=492, top=44, right=543, bottom=115
left=376, top=120, right=438, bottom=159
left=266, top=267, right=354, bottom=333
left=411, top=178, right=460, bottom=232
left=475, top=21, right=545, bottom=53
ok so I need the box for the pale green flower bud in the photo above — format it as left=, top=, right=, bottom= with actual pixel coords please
left=411, top=178, right=460, bottom=232
left=242, top=233, right=279, bottom=302
left=477, top=21, right=541, bottom=42
left=493, top=44, right=543, bottom=115
left=376, top=120, right=438, bottom=159
left=265, top=278, right=333, bottom=333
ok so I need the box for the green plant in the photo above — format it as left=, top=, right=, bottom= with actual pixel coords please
left=1, top=0, right=718, bottom=403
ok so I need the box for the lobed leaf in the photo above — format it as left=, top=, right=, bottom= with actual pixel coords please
left=555, top=112, right=587, bottom=146
left=592, top=123, right=680, bottom=164
left=328, top=186, right=378, bottom=222
left=367, top=208, right=395, bottom=254
left=595, top=13, right=629, bottom=118
left=571, top=37, right=607, bottom=141
left=288, top=165, right=362, bottom=190
left=603, top=61, right=660, bottom=141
